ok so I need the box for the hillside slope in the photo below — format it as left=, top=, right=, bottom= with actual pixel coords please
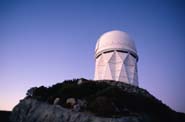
left=10, top=78, right=185, bottom=122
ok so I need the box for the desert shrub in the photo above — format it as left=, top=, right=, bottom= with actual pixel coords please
left=34, top=86, right=48, bottom=101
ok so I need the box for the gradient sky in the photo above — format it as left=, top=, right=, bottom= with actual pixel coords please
left=0, top=0, right=185, bottom=113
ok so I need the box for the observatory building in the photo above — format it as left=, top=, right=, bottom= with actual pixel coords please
left=94, top=30, right=139, bottom=86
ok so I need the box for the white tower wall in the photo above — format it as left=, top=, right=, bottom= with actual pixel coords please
left=94, top=30, right=139, bottom=86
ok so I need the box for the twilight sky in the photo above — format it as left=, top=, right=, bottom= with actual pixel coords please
left=0, top=0, right=185, bottom=113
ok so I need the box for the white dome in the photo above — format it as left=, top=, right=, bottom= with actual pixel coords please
left=95, top=30, right=138, bottom=59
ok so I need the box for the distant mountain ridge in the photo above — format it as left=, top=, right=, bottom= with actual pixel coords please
left=0, top=110, right=11, bottom=122
left=9, top=78, right=185, bottom=122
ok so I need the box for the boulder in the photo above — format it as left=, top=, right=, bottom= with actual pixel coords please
left=66, top=98, right=76, bottom=106
left=77, top=99, right=87, bottom=108
left=53, top=98, right=60, bottom=105
left=77, top=78, right=88, bottom=85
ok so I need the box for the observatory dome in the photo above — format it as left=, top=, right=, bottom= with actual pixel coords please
left=95, top=30, right=138, bottom=59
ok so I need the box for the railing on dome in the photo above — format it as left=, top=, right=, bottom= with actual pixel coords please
left=95, top=49, right=138, bottom=61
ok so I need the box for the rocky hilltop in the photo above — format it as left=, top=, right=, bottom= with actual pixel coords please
left=10, top=78, right=185, bottom=122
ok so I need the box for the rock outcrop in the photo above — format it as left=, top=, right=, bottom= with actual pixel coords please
left=11, top=98, right=145, bottom=122
left=10, top=78, right=185, bottom=122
